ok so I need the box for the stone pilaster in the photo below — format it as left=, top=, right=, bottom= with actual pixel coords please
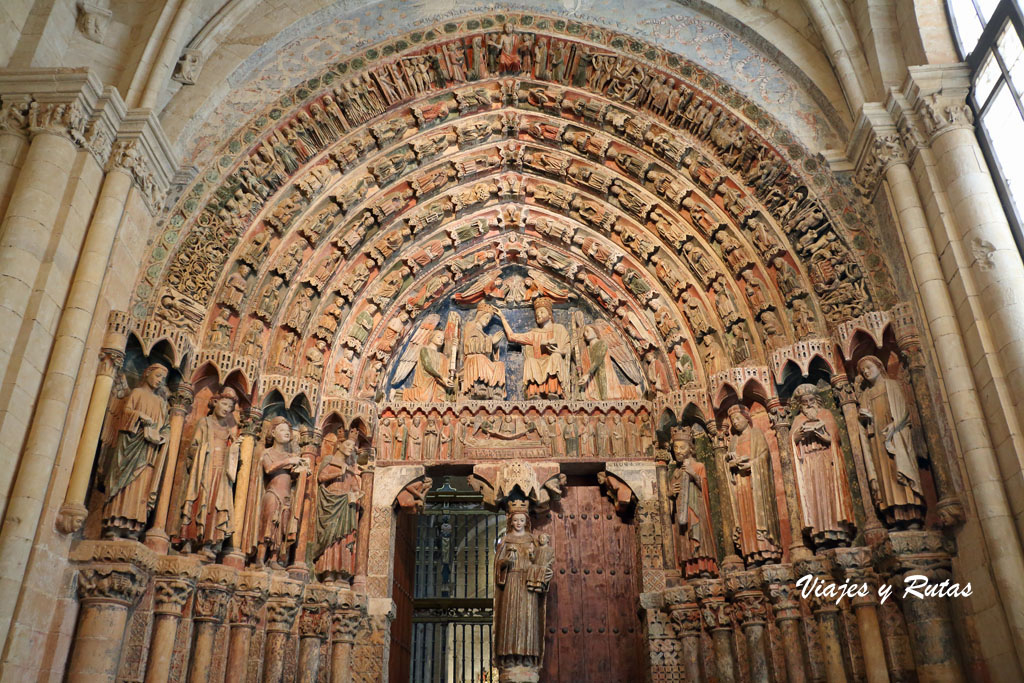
left=639, top=591, right=682, bottom=683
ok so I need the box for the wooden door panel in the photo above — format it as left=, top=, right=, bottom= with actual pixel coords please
left=536, top=484, right=643, bottom=683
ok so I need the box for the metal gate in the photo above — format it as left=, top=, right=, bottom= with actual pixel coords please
left=409, top=478, right=505, bottom=683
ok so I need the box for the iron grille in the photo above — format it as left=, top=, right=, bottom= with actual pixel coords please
left=409, top=479, right=505, bottom=683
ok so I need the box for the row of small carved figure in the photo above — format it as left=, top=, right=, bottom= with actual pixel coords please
left=93, top=365, right=362, bottom=579
left=375, top=407, right=656, bottom=461
left=667, top=363, right=927, bottom=575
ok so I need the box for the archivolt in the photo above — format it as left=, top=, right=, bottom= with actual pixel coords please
left=135, top=12, right=897, bottom=415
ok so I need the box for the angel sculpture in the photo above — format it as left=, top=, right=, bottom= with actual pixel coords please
left=572, top=312, right=642, bottom=400
left=392, top=313, right=461, bottom=401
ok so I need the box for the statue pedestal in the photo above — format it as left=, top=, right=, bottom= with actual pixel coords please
left=498, top=660, right=541, bottom=683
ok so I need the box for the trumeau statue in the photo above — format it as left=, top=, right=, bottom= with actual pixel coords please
left=310, top=437, right=363, bottom=583
left=725, top=405, right=781, bottom=566
left=791, top=384, right=856, bottom=547
left=855, top=355, right=925, bottom=528
left=241, top=416, right=309, bottom=569
left=493, top=499, right=554, bottom=682
left=101, top=363, right=170, bottom=539
left=179, top=387, right=240, bottom=559
left=499, top=297, right=570, bottom=399
left=668, top=426, right=717, bottom=577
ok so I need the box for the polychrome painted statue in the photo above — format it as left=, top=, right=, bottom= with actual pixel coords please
left=494, top=505, right=553, bottom=681
left=725, top=405, right=781, bottom=566
left=499, top=297, right=569, bottom=399
left=310, top=438, right=363, bottom=583
left=668, top=426, right=718, bottom=577
left=855, top=355, right=924, bottom=528
left=179, top=387, right=240, bottom=559
left=101, top=363, right=170, bottom=540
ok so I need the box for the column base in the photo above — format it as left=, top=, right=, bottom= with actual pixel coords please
left=143, top=529, right=170, bottom=554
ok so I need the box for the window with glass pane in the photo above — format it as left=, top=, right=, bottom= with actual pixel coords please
left=949, top=0, right=1024, bottom=246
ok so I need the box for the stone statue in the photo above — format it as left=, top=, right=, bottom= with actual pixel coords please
left=855, top=356, right=925, bottom=528
left=499, top=297, right=570, bottom=399
left=179, top=387, right=240, bottom=559
left=310, top=438, right=363, bottom=583
left=393, top=315, right=457, bottom=402
left=242, top=417, right=309, bottom=569
left=725, top=405, right=781, bottom=566
left=101, top=363, right=170, bottom=539
left=574, top=316, right=642, bottom=401
left=462, top=303, right=507, bottom=399
left=668, top=426, right=717, bottom=577
left=791, top=384, right=856, bottom=547
left=494, top=502, right=553, bottom=681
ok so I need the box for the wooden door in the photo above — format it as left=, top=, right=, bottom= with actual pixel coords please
left=534, top=481, right=644, bottom=682
left=389, top=509, right=416, bottom=683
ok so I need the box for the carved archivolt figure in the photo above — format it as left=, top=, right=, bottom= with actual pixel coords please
left=499, top=297, right=570, bottom=399
left=791, top=384, right=856, bottom=547
left=668, top=427, right=717, bottom=577
left=101, top=363, right=170, bottom=539
left=462, top=303, right=507, bottom=400
left=855, top=356, right=925, bottom=528
left=179, top=388, right=240, bottom=558
left=311, top=438, right=363, bottom=583
left=725, top=405, right=781, bottom=566
left=493, top=504, right=553, bottom=677
left=242, top=417, right=308, bottom=568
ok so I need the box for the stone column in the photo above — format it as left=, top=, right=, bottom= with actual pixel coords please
left=727, top=569, right=772, bottom=683
left=695, top=578, right=737, bottom=683
left=298, top=585, right=335, bottom=683
left=796, top=556, right=848, bottom=683
left=768, top=401, right=811, bottom=560
left=223, top=571, right=268, bottom=678
left=665, top=586, right=704, bottom=683
left=886, top=531, right=966, bottom=683
left=263, top=575, right=302, bottom=682
left=289, top=429, right=321, bottom=577
left=66, top=540, right=154, bottom=683
left=654, top=449, right=679, bottom=574
left=55, top=312, right=130, bottom=532
left=895, top=332, right=965, bottom=526
left=910, top=67, right=1024, bottom=430
left=145, top=556, right=200, bottom=683
left=188, top=566, right=236, bottom=683
left=145, top=384, right=195, bottom=552
left=828, top=547, right=889, bottom=683
left=330, top=593, right=362, bottom=683
left=226, top=409, right=262, bottom=566
left=762, top=564, right=807, bottom=683
left=353, top=461, right=375, bottom=591
left=831, top=375, right=884, bottom=536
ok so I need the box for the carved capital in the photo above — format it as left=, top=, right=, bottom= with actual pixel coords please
left=193, top=565, right=238, bottom=623
left=229, top=589, right=268, bottom=627
left=96, top=349, right=125, bottom=378
left=266, top=577, right=303, bottom=633
left=794, top=556, right=838, bottom=613
left=331, top=608, right=363, bottom=644
left=169, top=384, right=195, bottom=416
left=883, top=530, right=954, bottom=583
left=107, top=139, right=168, bottom=211
left=27, top=99, right=88, bottom=146
left=725, top=569, right=768, bottom=626
left=76, top=564, right=148, bottom=607
left=761, top=564, right=802, bottom=621
left=827, top=547, right=879, bottom=607
left=300, top=585, right=336, bottom=640
left=664, top=586, right=702, bottom=638
left=919, top=92, right=974, bottom=140
left=152, top=556, right=201, bottom=616
left=0, top=96, right=31, bottom=136
left=693, top=579, right=732, bottom=631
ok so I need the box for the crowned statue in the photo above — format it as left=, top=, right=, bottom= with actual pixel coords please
left=499, top=297, right=570, bottom=399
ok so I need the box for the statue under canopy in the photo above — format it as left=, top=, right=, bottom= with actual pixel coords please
left=855, top=355, right=925, bottom=528
left=493, top=499, right=554, bottom=682
left=724, top=405, right=781, bottom=566
left=667, top=426, right=718, bottom=577
left=179, top=387, right=240, bottom=559
left=310, top=437, right=363, bottom=583
left=499, top=297, right=570, bottom=399
left=101, top=363, right=170, bottom=540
